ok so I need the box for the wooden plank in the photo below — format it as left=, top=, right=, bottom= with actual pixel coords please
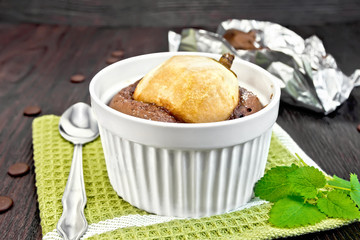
left=1, top=0, right=360, bottom=27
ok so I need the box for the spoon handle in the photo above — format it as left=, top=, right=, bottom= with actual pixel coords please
left=57, top=144, right=88, bottom=240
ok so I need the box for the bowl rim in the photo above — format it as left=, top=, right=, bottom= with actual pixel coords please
left=89, top=51, right=281, bottom=129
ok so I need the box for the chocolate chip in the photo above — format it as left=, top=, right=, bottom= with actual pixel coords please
left=0, top=196, right=13, bottom=213
left=357, top=124, right=360, bottom=132
left=111, top=50, right=124, bottom=58
left=8, top=163, right=30, bottom=177
left=23, top=106, right=41, bottom=116
left=247, top=108, right=252, bottom=112
left=106, top=57, right=120, bottom=65
left=70, top=74, right=86, bottom=83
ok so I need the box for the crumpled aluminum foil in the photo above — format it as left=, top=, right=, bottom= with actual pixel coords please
left=168, top=19, right=360, bottom=114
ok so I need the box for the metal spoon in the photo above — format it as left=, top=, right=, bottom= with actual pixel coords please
left=57, top=102, right=99, bottom=240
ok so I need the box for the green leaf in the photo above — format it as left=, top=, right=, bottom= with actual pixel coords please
left=288, top=166, right=326, bottom=198
left=254, top=164, right=299, bottom=202
left=328, top=175, right=351, bottom=190
left=317, top=190, right=360, bottom=219
left=269, top=196, right=326, bottom=228
left=350, top=174, right=360, bottom=207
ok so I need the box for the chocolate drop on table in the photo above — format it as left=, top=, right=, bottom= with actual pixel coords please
left=106, top=57, right=120, bottom=64
left=23, top=106, right=41, bottom=116
left=8, top=163, right=30, bottom=177
left=70, top=74, right=86, bottom=83
left=111, top=50, right=124, bottom=58
left=0, top=196, right=13, bottom=213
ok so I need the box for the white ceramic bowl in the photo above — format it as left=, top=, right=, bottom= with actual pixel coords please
left=89, top=52, right=280, bottom=217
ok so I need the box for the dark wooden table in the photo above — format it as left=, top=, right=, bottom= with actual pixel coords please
left=0, top=21, right=359, bottom=239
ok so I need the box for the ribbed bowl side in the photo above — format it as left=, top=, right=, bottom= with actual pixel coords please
left=99, top=126, right=272, bottom=217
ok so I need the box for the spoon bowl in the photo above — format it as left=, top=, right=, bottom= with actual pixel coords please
left=59, top=102, right=99, bottom=144
left=57, top=102, right=99, bottom=240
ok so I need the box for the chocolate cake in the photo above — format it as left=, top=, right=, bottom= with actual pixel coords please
left=109, top=54, right=263, bottom=123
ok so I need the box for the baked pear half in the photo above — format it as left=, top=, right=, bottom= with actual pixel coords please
left=133, top=54, right=239, bottom=123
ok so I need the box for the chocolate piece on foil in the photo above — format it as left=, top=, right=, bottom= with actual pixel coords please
left=223, top=29, right=259, bottom=50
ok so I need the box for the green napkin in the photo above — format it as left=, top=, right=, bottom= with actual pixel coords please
left=33, top=115, right=352, bottom=239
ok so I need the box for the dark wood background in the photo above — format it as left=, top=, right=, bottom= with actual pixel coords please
left=0, top=1, right=359, bottom=239
left=1, top=0, right=360, bottom=27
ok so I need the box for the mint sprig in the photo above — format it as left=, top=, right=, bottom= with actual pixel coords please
left=317, top=190, right=360, bottom=219
left=288, top=166, right=326, bottom=198
left=253, top=164, right=298, bottom=202
left=254, top=155, right=360, bottom=228
left=327, top=175, right=351, bottom=189
left=350, top=174, right=360, bottom=207
left=269, top=196, right=326, bottom=228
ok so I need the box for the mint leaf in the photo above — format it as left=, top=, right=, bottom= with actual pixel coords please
left=328, top=175, right=351, bottom=190
left=350, top=174, right=360, bottom=207
left=269, top=196, right=326, bottom=228
left=288, top=166, right=326, bottom=198
left=254, top=164, right=299, bottom=202
left=317, top=190, right=360, bottom=219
